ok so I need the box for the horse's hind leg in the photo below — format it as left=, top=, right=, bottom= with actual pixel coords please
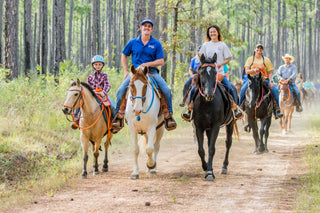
left=263, top=117, right=272, bottom=153
left=146, top=128, right=156, bottom=170
left=102, top=134, right=112, bottom=172
left=221, top=122, right=234, bottom=174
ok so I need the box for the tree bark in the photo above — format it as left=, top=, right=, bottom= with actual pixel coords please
left=4, top=0, right=19, bottom=79
left=196, top=0, right=203, bottom=47
left=68, top=0, right=74, bottom=60
left=160, top=0, right=168, bottom=81
left=0, top=0, right=4, bottom=64
left=24, top=0, right=32, bottom=76
left=294, top=3, right=300, bottom=72
left=41, top=0, right=48, bottom=74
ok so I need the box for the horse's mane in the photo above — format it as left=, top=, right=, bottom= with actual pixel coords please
left=81, top=82, right=98, bottom=99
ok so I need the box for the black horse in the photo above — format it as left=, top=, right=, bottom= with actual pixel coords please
left=245, top=73, right=273, bottom=154
left=193, top=54, right=236, bottom=181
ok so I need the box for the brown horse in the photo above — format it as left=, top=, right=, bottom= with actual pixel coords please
left=279, top=80, right=295, bottom=135
left=234, top=80, right=243, bottom=96
left=62, top=79, right=113, bottom=178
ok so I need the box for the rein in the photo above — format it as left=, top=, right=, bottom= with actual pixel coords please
left=64, top=86, right=106, bottom=130
left=198, top=64, right=218, bottom=98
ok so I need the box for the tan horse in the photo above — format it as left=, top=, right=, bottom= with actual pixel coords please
left=62, top=79, right=113, bottom=178
left=279, top=80, right=295, bottom=135
left=234, top=80, right=243, bottom=96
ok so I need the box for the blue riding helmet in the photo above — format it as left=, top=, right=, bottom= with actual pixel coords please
left=91, top=55, right=105, bottom=65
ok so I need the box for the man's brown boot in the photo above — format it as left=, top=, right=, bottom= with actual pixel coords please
left=111, top=95, right=127, bottom=133
left=160, top=92, right=177, bottom=131
left=181, top=101, right=193, bottom=122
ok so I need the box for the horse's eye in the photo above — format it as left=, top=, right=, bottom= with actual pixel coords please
left=74, top=93, right=78, bottom=96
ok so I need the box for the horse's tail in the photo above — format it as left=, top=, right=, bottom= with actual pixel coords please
left=233, top=122, right=240, bottom=142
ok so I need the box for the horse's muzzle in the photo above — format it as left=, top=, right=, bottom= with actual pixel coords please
left=205, top=95, right=214, bottom=102
left=62, top=107, right=72, bottom=115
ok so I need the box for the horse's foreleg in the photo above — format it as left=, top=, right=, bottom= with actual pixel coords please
left=222, top=123, right=234, bottom=175
left=130, top=130, right=139, bottom=179
left=195, top=128, right=206, bottom=171
left=80, top=135, right=89, bottom=179
left=146, top=128, right=156, bottom=170
left=249, top=120, right=263, bottom=154
left=102, top=135, right=112, bottom=172
left=149, top=127, right=164, bottom=174
left=205, top=127, right=219, bottom=181
left=264, top=117, right=272, bottom=153
left=92, top=139, right=102, bottom=175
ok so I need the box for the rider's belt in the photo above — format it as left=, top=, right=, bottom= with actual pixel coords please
left=149, top=67, right=160, bottom=73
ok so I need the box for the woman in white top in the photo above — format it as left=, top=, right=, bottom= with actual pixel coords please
left=182, top=25, right=242, bottom=121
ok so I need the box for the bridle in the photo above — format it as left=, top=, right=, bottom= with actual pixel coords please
left=63, top=85, right=105, bottom=130
left=198, top=63, right=218, bottom=98
left=130, top=76, right=156, bottom=114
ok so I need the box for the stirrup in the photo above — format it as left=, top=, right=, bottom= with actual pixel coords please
left=181, top=111, right=192, bottom=122
left=165, top=117, right=177, bottom=131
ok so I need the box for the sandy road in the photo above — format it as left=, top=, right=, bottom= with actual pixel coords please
left=6, top=113, right=310, bottom=213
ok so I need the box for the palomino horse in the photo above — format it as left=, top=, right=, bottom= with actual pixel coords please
left=62, top=80, right=113, bottom=178
left=245, top=73, right=273, bottom=154
left=126, top=65, right=165, bottom=179
left=193, top=54, right=236, bottom=181
left=278, top=80, right=295, bottom=135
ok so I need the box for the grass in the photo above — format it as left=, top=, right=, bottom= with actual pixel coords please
left=295, top=112, right=320, bottom=212
left=0, top=62, right=189, bottom=211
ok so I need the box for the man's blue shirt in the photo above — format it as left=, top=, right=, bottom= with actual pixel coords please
left=122, top=35, right=164, bottom=69
left=189, top=57, right=200, bottom=74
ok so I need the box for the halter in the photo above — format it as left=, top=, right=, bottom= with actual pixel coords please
left=63, top=85, right=106, bottom=131
left=198, top=64, right=218, bottom=98
left=130, top=76, right=156, bottom=114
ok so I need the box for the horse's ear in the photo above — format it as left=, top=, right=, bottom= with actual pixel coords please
left=70, top=79, right=76, bottom=86
left=211, top=53, right=217, bottom=64
left=76, top=79, right=81, bottom=86
left=130, top=65, right=136, bottom=74
left=143, top=66, right=149, bottom=75
left=258, top=72, right=262, bottom=79
left=200, top=54, right=205, bottom=64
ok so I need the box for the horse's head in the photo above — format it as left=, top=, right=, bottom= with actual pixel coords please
left=246, top=72, right=262, bottom=108
left=234, top=81, right=243, bottom=95
left=279, top=80, right=290, bottom=102
left=129, top=65, right=149, bottom=116
left=62, top=79, right=83, bottom=115
left=196, top=54, right=217, bottom=101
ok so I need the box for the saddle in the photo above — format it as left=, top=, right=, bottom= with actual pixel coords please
left=216, top=82, right=234, bottom=126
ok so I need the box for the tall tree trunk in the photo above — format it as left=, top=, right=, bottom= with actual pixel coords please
left=54, top=0, right=66, bottom=76
left=160, top=0, right=168, bottom=81
left=86, top=0, right=91, bottom=65
left=33, top=13, right=37, bottom=69
left=49, top=1, right=55, bottom=73
left=148, top=0, right=159, bottom=39
left=4, top=0, right=19, bottom=79
left=107, top=0, right=112, bottom=67
left=24, top=0, right=32, bottom=76
left=134, top=0, right=146, bottom=36
left=41, top=0, right=48, bottom=74
left=281, top=1, right=287, bottom=55
left=196, top=0, right=203, bottom=47
left=276, top=0, right=281, bottom=68
left=80, top=0, right=84, bottom=65
left=37, top=1, right=42, bottom=67
left=308, top=2, right=312, bottom=78
left=170, top=2, right=180, bottom=93
left=122, top=0, right=128, bottom=45
left=294, top=3, right=300, bottom=72
left=91, top=0, right=100, bottom=55
left=188, top=0, right=196, bottom=63
left=313, top=0, right=319, bottom=78
left=68, top=0, right=74, bottom=60
left=0, top=0, right=4, bottom=64
left=301, top=4, right=306, bottom=73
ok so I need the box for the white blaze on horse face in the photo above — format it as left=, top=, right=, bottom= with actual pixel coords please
left=207, top=66, right=211, bottom=76
left=133, top=80, right=145, bottom=116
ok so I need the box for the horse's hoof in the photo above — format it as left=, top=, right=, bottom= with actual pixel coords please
left=205, top=171, right=215, bottom=181
left=146, top=162, right=156, bottom=170
left=265, top=148, right=269, bottom=153
left=130, top=174, right=139, bottom=180
left=148, top=168, right=157, bottom=174
left=221, top=168, right=228, bottom=175
left=102, top=167, right=108, bottom=172
left=93, top=171, right=99, bottom=176
left=81, top=171, right=87, bottom=179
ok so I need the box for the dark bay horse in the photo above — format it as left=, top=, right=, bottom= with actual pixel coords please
left=193, top=54, right=236, bottom=181
left=245, top=73, right=273, bottom=154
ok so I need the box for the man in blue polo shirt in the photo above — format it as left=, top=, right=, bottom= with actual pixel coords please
left=111, top=19, right=177, bottom=133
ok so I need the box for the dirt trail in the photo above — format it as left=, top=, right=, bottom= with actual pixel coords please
left=6, top=114, right=310, bottom=213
